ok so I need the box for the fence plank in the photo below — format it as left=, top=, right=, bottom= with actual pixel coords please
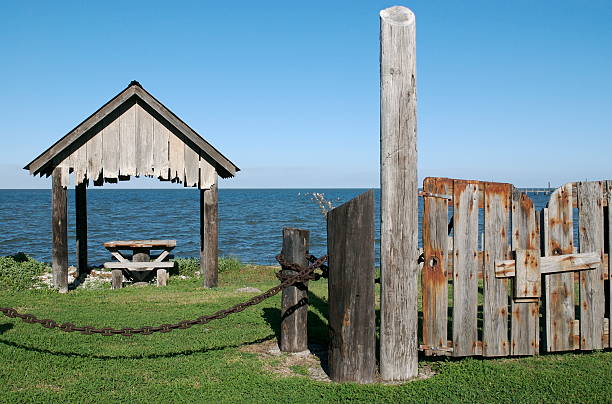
left=452, top=181, right=479, bottom=357
left=169, top=132, right=184, bottom=183
left=545, top=183, right=576, bottom=351
left=481, top=183, right=511, bottom=356
left=184, top=145, right=199, bottom=187
left=511, top=189, right=540, bottom=355
left=422, top=179, right=450, bottom=352
left=279, top=227, right=309, bottom=353
left=86, top=130, right=103, bottom=184
left=578, top=181, right=605, bottom=350
left=327, top=190, right=376, bottom=383
left=608, top=181, right=612, bottom=348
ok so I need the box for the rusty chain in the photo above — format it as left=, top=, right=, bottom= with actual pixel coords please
left=0, top=254, right=328, bottom=337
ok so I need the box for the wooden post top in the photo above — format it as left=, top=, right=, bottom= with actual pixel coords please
left=103, top=240, right=176, bottom=248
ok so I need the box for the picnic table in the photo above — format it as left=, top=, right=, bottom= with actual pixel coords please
left=103, top=240, right=176, bottom=289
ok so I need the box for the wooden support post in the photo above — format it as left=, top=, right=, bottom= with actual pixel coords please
left=75, top=181, right=87, bottom=278
left=52, top=167, right=69, bottom=293
left=327, top=191, right=376, bottom=383
left=380, top=5, right=418, bottom=380
left=200, top=175, right=218, bottom=288
left=279, top=228, right=309, bottom=353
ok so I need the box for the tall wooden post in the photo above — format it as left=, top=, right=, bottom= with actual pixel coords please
left=75, top=181, right=87, bottom=278
left=279, top=228, right=309, bottom=352
left=379, top=6, right=418, bottom=380
left=327, top=191, right=376, bottom=383
left=200, top=174, right=219, bottom=288
left=52, top=167, right=69, bottom=293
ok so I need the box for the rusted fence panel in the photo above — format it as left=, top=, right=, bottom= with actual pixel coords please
left=452, top=181, right=480, bottom=357
left=510, top=189, right=540, bottom=355
left=577, top=181, right=605, bottom=350
left=482, top=183, right=511, bottom=357
left=421, top=178, right=451, bottom=353
left=543, top=183, right=576, bottom=351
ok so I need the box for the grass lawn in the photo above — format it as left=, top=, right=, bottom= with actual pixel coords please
left=0, top=265, right=610, bottom=403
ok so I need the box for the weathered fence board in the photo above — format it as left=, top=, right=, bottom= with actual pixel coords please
left=422, top=178, right=450, bottom=352
left=169, top=132, right=184, bottom=182
left=184, top=145, right=199, bottom=187
left=327, top=190, right=376, bottom=383
left=452, top=181, right=480, bottom=357
left=86, top=130, right=103, bottom=183
left=510, top=189, right=540, bottom=355
left=279, top=227, right=309, bottom=353
left=578, top=181, right=605, bottom=350
left=482, top=183, right=511, bottom=356
left=544, top=183, right=575, bottom=351
left=608, top=181, right=612, bottom=348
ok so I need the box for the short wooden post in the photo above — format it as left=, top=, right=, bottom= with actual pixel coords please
left=379, top=6, right=419, bottom=380
left=52, top=167, right=69, bottom=293
left=279, top=228, right=309, bottom=352
left=200, top=175, right=219, bottom=288
left=111, top=270, right=123, bottom=289
left=75, top=182, right=88, bottom=278
left=156, top=268, right=168, bottom=287
left=327, top=191, right=376, bottom=383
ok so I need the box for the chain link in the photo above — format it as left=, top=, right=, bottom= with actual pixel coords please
left=0, top=254, right=328, bottom=337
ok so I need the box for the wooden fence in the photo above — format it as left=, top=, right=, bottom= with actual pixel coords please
left=421, top=177, right=611, bottom=357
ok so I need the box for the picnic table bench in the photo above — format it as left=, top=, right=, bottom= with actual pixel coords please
left=103, top=240, right=176, bottom=289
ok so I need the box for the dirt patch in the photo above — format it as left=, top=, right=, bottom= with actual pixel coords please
left=241, top=339, right=330, bottom=382
left=242, top=339, right=437, bottom=384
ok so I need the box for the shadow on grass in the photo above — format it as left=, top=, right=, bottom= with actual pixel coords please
left=0, top=323, right=14, bottom=334
left=0, top=333, right=276, bottom=360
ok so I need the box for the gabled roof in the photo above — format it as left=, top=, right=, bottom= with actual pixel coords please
left=24, top=81, right=239, bottom=179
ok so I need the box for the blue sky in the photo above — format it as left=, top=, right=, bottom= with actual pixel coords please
left=0, top=1, right=610, bottom=188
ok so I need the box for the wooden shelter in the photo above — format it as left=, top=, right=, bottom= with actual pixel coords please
left=24, top=81, right=239, bottom=292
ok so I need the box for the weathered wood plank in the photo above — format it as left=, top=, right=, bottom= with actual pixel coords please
left=153, top=119, right=169, bottom=180
left=278, top=228, right=310, bottom=353
left=510, top=189, right=540, bottom=355
left=483, top=183, right=511, bottom=356
left=496, top=252, right=600, bottom=277
left=200, top=174, right=218, bottom=288
left=135, top=103, right=154, bottom=176
left=379, top=5, right=418, bottom=380
left=75, top=182, right=87, bottom=277
left=102, top=118, right=120, bottom=179
left=327, top=190, right=376, bottom=383
left=52, top=167, right=68, bottom=293
left=608, top=181, right=612, bottom=347
left=422, top=179, right=450, bottom=353
left=452, top=181, right=479, bottom=357
left=545, top=183, right=576, bottom=351
left=578, top=181, right=605, bottom=350
left=104, top=261, right=174, bottom=269
left=119, top=103, right=137, bottom=176
left=199, top=154, right=216, bottom=189
left=86, top=131, right=103, bottom=184
left=72, top=144, right=87, bottom=185
left=184, top=145, right=199, bottom=187
left=168, top=132, right=185, bottom=183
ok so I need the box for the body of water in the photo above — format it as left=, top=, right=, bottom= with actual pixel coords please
left=0, top=189, right=553, bottom=267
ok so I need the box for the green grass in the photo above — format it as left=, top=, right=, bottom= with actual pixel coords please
left=0, top=253, right=49, bottom=291
left=0, top=265, right=610, bottom=403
